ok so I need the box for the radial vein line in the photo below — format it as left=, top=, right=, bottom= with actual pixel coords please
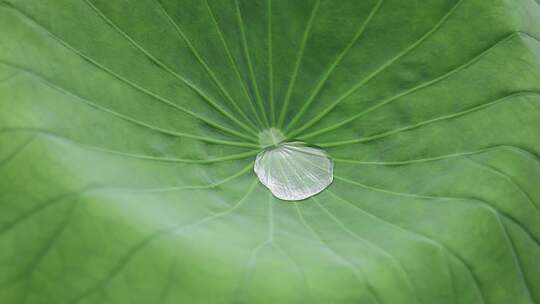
left=503, top=144, right=540, bottom=164
left=236, top=192, right=275, bottom=303
left=333, top=176, right=536, bottom=301
left=1, top=151, right=252, bottom=197
left=156, top=259, right=178, bottom=303
left=501, top=219, right=538, bottom=303
left=237, top=239, right=270, bottom=302
left=234, top=0, right=269, bottom=127
left=204, top=0, right=265, bottom=129
left=466, top=158, right=540, bottom=217
left=154, top=0, right=259, bottom=132
left=345, top=142, right=540, bottom=167
left=286, top=0, right=465, bottom=138
left=70, top=181, right=257, bottom=304
left=326, top=190, right=486, bottom=304
left=299, top=31, right=532, bottom=140
left=496, top=211, right=536, bottom=302
left=313, top=197, right=411, bottom=304
left=267, top=0, right=275, bottom=125
left=0, top=61, right=260, bottom=149
left=334, top=174, right=540, bottom=248
left=270, top=206, right=309, bottom=299
left=102, top=161, right=253, bottom=193
left=0, top=188, right=94, bottom=236
left=284, top=0, right=383, bottom=133
left=68, top=231, right=162, bottom=304
left=271, top=240, right=308, bottom=300
left=294, top=204, right=382, bottom=303
left=22, top=128, right=258, bottom=163
left=0, top=135, right=34, bottom=169
left=332, top=145, right=533, bottom=166
left=460, top=161, right=535, bottom=301
left=84, top=0, right=258, bottom=137
left=1, top=4, right=256, bottom=143
left=170, top=180, right=258, bottom=237
left=277, top=0, right=320, bottom=128
left=317, top=91, right=540, bottom=147
left=15, top=201, right=78, bottom=303
left=2, top=127, right=257, bottom=160
left=83, top=145, right=258, bottom=164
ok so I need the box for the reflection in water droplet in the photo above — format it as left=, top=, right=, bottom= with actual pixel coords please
left=254, top=141, right=333, bottom=201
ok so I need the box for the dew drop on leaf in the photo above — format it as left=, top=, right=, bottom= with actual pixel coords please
left=254, top=133, right=333, bottom=201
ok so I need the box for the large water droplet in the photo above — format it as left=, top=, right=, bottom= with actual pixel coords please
left=254, top=139, right=333, bottom=201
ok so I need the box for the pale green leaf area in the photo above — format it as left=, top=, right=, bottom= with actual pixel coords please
left=1, top=0, right=540, bottom=303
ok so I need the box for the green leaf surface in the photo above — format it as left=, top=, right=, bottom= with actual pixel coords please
left=1, top=0, right=540, bottom=303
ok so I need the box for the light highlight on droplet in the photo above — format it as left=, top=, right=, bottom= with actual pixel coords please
left=254, top=140, right=333, bottom=201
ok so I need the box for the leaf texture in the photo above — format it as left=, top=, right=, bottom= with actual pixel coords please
left=1, top=0, right=540, bottom=303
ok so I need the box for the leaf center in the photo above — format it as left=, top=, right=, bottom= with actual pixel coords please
left=258, top=128, right=286, bottom=148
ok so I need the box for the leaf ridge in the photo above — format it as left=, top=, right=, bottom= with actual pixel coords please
left=333, top=145, right=540, bottom=166
left=0, top=135, right=34, bottom=169
left=235, top=191, right=276, bottom=303
left=100, top=162, right=253, bottom=193
left=317, top=91, right=540, bottom=147
left=277, top=0, right=320, bottom=128
left=284, top=0, right=384, bottom=132
left=465, top=160, right=536, bottom=303
left=334, top=175, right=540, bottom=248
left=267, top=0, right=275, bottom=126
left=287, top=0, right=466, bottom=138
left=0, top=4, right=257, bottom=143
left=154, top=0, right=259, bottom=132
left=234, top=0, right=270, bottom=127
left=204, top=0, right=267, bottom=129
left=83, top=0, right=258, bottom=137
left=313, top=197, right=403, bottom=304
left=299, top=32, right=537, bottom=139
left=69, top=180, right=258, bottom=304
left=293, top=203, right=376, bottom=301
left=326, top=190, right=486, bottom=304
left=466, top=159, right=540, bottom=225
left=0, top=61, right=260, bottom=148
